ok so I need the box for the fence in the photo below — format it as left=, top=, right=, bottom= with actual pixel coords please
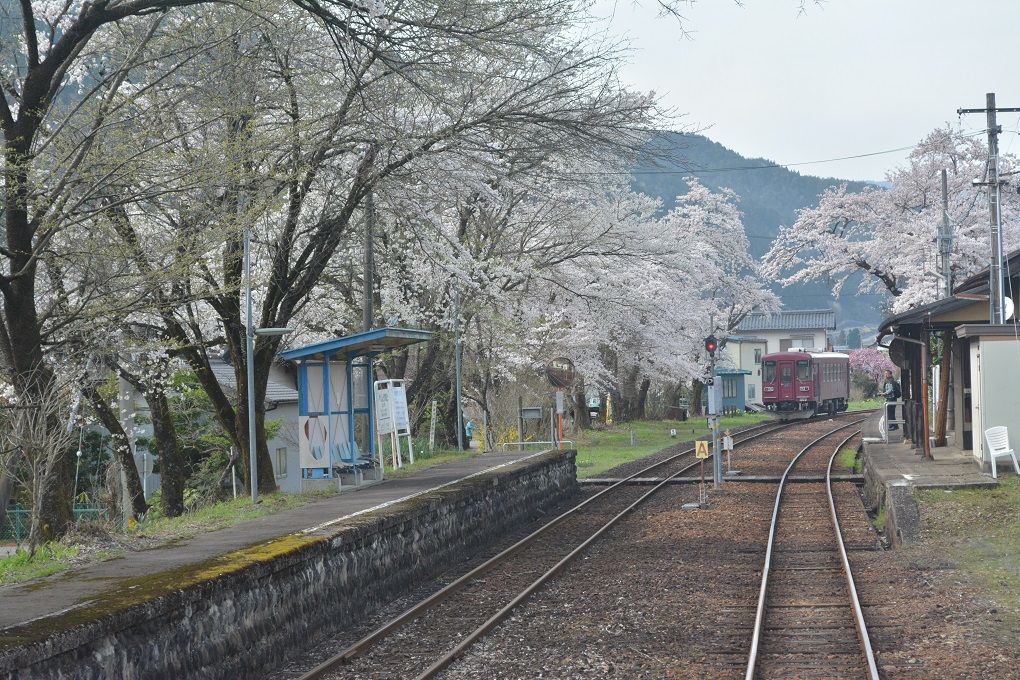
left=1, top=504, right=108, bottom=548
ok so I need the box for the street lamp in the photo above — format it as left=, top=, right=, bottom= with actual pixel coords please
left=245, top=231, right=293, bottom=504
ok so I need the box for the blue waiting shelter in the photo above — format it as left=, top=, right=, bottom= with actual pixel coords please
left=703, top=367, right=753, bottom=415
left=279, top=327, right=432, bottom=490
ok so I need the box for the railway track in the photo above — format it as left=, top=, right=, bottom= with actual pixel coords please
left=293, top=419, right=807, bottom=679
left=745, top=418, right=879, bottom=679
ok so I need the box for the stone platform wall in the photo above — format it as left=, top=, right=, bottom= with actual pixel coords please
left=1, top=450, right=577, bottom=679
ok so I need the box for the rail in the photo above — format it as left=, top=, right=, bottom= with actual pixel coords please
left=297, top=419, right=795, bottom=680
left=745, top=419, right=878, bottom=680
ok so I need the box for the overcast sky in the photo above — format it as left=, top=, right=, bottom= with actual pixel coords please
left=593, top=0, right=1020, bottom=182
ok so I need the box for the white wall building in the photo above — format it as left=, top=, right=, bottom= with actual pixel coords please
left=734, top=309, right=836, bottom=354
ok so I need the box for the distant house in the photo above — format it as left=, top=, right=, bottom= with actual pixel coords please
left=734, top=309, right=836, bottom=354
left=115, top=358, right=302, bottom=499
left=725, top=335, right=767, bottom=404
left=206, top=359, right=301, bottom=494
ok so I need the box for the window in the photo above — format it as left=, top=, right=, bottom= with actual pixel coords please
left=796, top=360, right=811, bottom=381
left=781, top=365, right=792, bottom=383
left=275, top=447, right=287, bottom=478
left=763, top=361, right=776, bottom=383
left=747, top=384, right=756, bottom=400
left=723, top=378, right=737, bottom=399
left=754, top=349, right=762, bottom=364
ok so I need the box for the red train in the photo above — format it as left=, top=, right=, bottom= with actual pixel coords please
left=761, top=350, right=850, bottom=419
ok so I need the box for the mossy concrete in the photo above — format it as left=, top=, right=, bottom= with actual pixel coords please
left=0, top=450, right=577, bottom=679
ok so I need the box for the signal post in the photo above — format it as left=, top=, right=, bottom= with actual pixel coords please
left=705, top=334, right=722, bottom=489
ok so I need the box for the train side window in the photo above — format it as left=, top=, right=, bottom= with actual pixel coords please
left=796, top=360, right=811, bottom=381
left=764, top=361, right=776, bottom=383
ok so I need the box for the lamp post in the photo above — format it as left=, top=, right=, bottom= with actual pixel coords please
left=244, top=231, right=293, bottom=504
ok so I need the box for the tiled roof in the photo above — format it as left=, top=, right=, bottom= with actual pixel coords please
left=736, top=309, right=836, bottom=332
left=209, top=360, right=299, bottom=404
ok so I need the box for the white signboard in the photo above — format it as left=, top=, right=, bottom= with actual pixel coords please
left=376, top=389, right=393, bottom=435
left=391, top=386, right=410, bottom=432
left=374, top=379, right=415, bottom=469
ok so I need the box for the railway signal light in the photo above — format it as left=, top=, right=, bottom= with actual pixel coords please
left=705, top=334, right=718, bottom=357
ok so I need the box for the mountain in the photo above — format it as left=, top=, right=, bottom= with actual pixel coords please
left=630, top=131, right=887, bottom=330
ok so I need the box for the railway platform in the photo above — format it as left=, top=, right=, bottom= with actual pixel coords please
left=859, top=410, right=994, bottom=546
left=0, top=449, right=549, bottom=634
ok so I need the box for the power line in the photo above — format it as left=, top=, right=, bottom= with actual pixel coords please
left=571, top=128, right=994, bottom=177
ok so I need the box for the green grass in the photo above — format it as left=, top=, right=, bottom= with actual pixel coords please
left=573, top=414, right=769, bottom=477
left=849, top=398, right=883, bottom=411
left=837, top=446, right=861, bottom=473
left=131, top=491, right=320, bottom=540
left=0, top=543, right=80, bottom=586
left=915, top=477, right=1020, bottom=616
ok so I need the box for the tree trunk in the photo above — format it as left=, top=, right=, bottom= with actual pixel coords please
left=635, top=377, right=651, bottom=420
left=692, top=380, right=704, bottom=417
left=82, top=385, right=149, bottom=518
left=146, top=387, right=186, bottom=516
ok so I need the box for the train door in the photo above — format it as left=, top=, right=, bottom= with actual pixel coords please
left=796, top=359, right=813, bottom=402
left=777, top=358, right=797, bottom=401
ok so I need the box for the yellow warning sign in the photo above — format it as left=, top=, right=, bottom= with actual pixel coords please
left=695, top=440, right=710, bottom=458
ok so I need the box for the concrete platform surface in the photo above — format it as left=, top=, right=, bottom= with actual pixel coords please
left=0, top=449, right=553, bottom=633
left=861, top=412, right=994, bottom=491
left=860, top=411, right=998, bottom=546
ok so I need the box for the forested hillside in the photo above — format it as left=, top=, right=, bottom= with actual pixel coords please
left=632, top=132, right=886, bottom=328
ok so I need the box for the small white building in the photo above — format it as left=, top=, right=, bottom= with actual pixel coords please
left=724, top=335, right=767, bottom=404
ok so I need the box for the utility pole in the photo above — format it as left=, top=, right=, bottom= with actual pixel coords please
left=958, top=93, right=1020, bottom=324
left=938, top=169, right=952, bottom=299
left=363, top=188, right=375, bottom=332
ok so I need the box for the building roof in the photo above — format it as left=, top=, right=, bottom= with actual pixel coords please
left=209, top=360, right=299, bottom=404
left=736, top=309, right=836, bottom=332
left=953, top=248, right=1020, bottom=295
left=877, top=295, right=987, bottom=339
left=715, top=367, right=752, bottom=375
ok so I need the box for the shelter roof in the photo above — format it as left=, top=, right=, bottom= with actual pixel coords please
left=736, top=309, right=835, bottom=332
left=725, top=335, right=766, bottom=343
left=878, top=296, right=988, bottom=339
left=280, top=327, right=433, bottom=362
left=953, top=248, right=1020, bottom=294
left=714, top=367, right=752, bottom=375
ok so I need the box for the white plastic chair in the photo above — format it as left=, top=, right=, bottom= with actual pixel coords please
left=983, top=426, right=1020, bottom=479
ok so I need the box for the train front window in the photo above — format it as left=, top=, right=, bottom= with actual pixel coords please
left=764, top=361, right=776, bottom=383
left=796, top=360, right=811, bottom=381
left=781, top=366, right=791, bottom=383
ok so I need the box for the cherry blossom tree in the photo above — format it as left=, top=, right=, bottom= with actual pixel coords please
left=762, top=127, right=1020, bottom=313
